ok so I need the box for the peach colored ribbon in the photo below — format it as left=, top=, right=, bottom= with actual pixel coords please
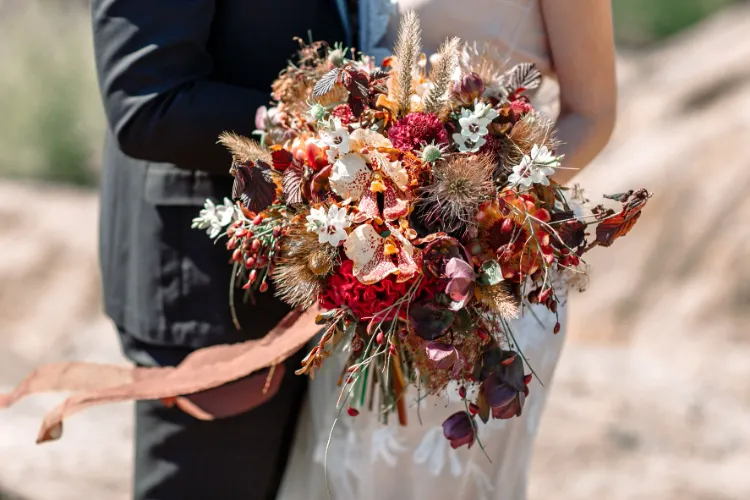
left=0, top=308, right=319, bottom=443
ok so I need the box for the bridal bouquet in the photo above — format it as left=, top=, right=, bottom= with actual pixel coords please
left=192, top=13, right=650, bottom=450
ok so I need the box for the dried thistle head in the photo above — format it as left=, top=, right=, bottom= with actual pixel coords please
left=508, top=113, right=559, bottom=155
left=272, top=213, right=338, bottom=309
left=475, top=282, right=520, bottom=321
left=497, top=113, right=560, bottom=176
left=391, top=11, right=422, bottom=117
left=419, top=153, right=496, bottom=235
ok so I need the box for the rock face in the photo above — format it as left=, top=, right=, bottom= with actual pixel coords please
left=1, top=6, right=750, bottom=499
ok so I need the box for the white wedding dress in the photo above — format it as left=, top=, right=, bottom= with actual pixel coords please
left=278, top=2, right=565, bottom=499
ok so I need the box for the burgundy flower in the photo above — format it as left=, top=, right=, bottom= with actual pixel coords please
left=442, top=411, right=476, bottom=449
left=480, top=351, right=529, bottom=420
left=478, top=133, right=504, bottom=162
left=453, top=72, right=485, bottom=104
left=388, top=112, right=449, bottom=152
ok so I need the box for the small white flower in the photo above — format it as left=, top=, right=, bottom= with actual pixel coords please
left=455, top=101, right=499, bottom=147
left=215, top=197, right=236, bottom=226
left=529, top=144, right=561, bottom=169
left=306, top=205, right=350, bottom=247
left=305, top=206, right=327, bottom=232
left=453, top=133, right=486, bottom=153
left=320, top=119, right=351, bottom=163
left=507, top=144, right=563, bottom=189
left=192, top=198, right=237, bottom=239
left=458, top=112, right=489, bottom=143
left=472, top=100, right=499, bottom=123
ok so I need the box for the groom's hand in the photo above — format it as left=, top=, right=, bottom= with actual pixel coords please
left=163, top=365, right=287, bottom=420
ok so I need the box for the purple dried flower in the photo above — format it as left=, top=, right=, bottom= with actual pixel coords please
left=442, top=411, right=476, bottom=449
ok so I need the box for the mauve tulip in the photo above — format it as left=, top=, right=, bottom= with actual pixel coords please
left=424, top=342, right=461, bottom=376
left=442, top=411, right=475, bottom=449
left=453, top=72, right=486, bottom=103
left=480, top=351, right=528, bottom=420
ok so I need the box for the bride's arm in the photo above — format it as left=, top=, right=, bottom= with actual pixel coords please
left=540, top=0, right=617, bottom=184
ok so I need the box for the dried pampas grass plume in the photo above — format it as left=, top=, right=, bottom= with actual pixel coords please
left=392, top=11, right=422, bottom=117
left=218, top=132, right=272, bottom=165
left=423, top=37, right=461, bottom=116
left=475, top=282, right=520, bottom=321
left=272, top=214, right=338, bottom=309
left=419, top=153, right=495, bottom=235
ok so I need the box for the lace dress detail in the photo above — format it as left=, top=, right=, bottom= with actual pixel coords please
left=278, top=303, right=566, bottom=500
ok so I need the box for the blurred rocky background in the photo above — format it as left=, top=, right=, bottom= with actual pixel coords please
left=1, top=0, right=749, bottom=498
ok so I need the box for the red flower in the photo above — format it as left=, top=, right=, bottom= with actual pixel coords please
left=478, top=133, right=504, bottom=161
left=388, top=112, right=449, bottom=152
left=332, top=104, right=356, bottom=126
left=319, top=258, right=441, bottom=321
left=319, top=259, right=413, bottom=320
left=497, top=95, right=534, bottom=126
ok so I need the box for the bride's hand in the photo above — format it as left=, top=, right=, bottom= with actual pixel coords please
left=541, top=0, right=617, bottom=184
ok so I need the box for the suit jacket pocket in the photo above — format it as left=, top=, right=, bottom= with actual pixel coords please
left=139, top=164, right=289, bottom=348
left=144, top=162, right=233, bottom=206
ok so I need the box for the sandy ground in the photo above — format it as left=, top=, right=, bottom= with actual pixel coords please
left=1, top=5, right=749, bottom=499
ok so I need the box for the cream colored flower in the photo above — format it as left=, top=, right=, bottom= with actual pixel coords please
left=329, top=153, right=371, bottom=200
left=343, top=223, right=419, bottom=285
left=305, top=205, right=350, bottom=247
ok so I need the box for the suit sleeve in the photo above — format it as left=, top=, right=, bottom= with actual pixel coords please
left=92, top=0, right=268, bottom=173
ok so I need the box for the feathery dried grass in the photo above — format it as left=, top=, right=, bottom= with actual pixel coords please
left=475, top=282, right=520, bottom=321
left=218, top=132, right=272, bottom=165
left=392, top=11, right=422, bottom=117
left=423, top=37, right=461, bottom=116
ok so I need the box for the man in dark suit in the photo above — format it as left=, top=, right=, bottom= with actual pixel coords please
left=91, top=1, right=353, bottom=498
